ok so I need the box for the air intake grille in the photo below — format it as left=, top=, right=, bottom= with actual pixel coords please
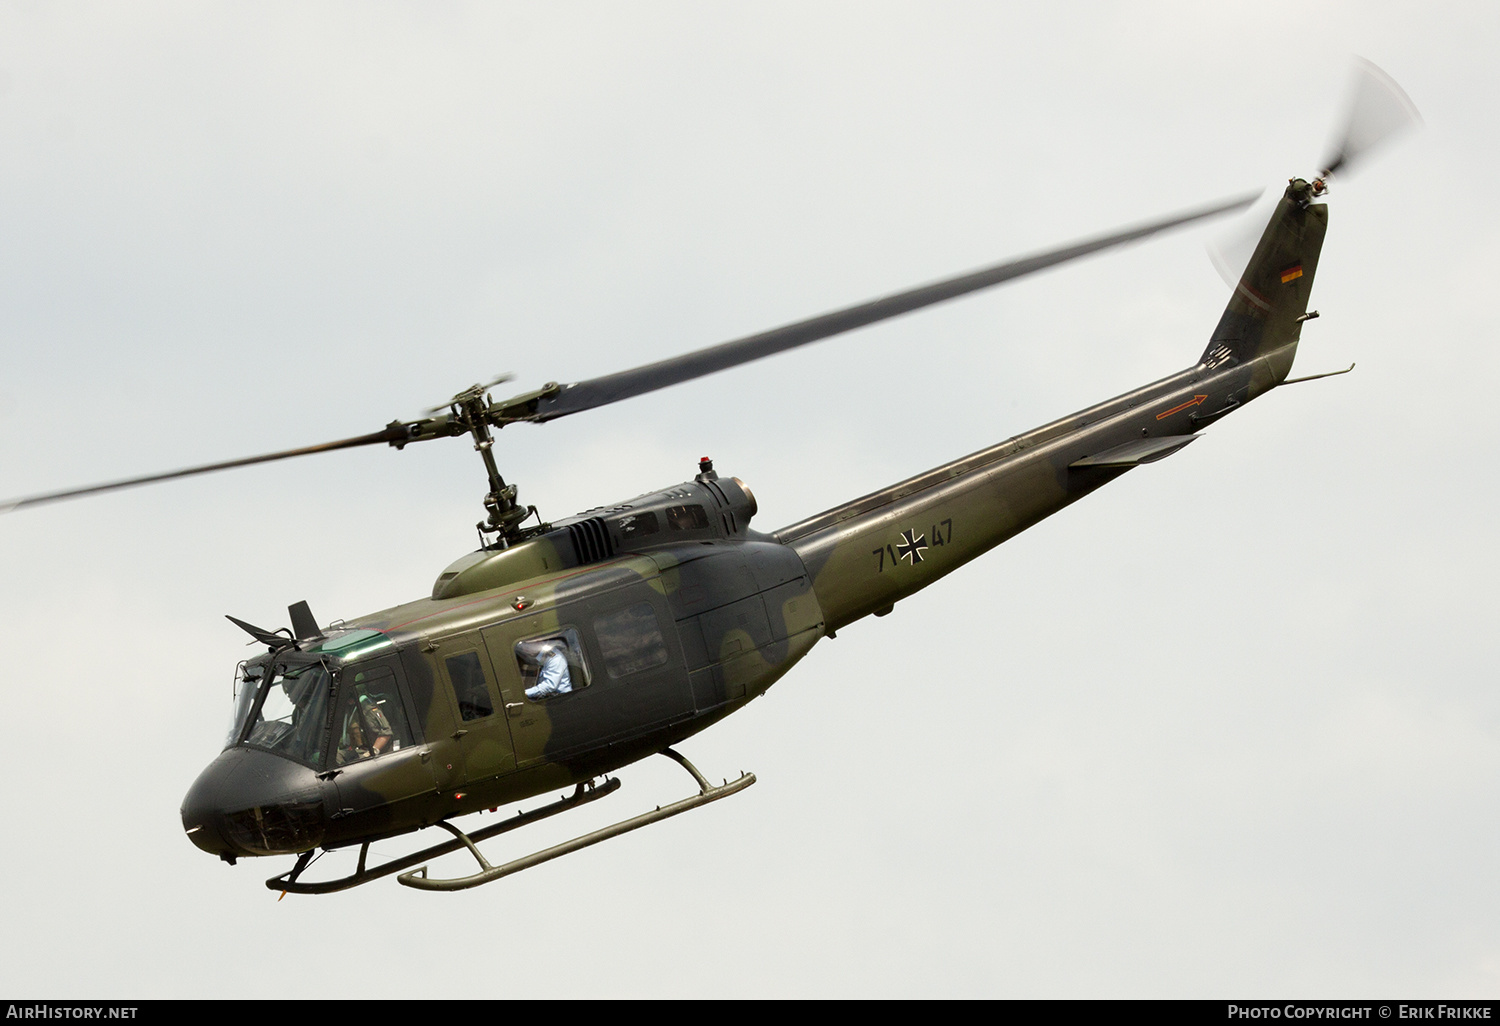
left=567, top=518, right=615, bottom=564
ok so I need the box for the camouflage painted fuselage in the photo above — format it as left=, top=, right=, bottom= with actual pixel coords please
left=182, top=181, right=1326, bottom=864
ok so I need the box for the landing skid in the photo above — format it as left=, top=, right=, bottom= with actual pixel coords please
left=267, top=774, right=621, bottom=895
left=265, top=748, right=753, bottom=895
left=399, top=748, right=754, bottom=892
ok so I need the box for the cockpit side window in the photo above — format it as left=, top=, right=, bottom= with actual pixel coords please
left=514, top=627, right=590, bottom=701
left=332, top=667, right=414, bottom=766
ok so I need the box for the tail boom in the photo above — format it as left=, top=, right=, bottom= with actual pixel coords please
left=778, top=180, right=1328, bottom=633
left=777, top=357, right=1263, bottom=631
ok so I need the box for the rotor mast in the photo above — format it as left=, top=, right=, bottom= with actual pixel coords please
left=445, top=383, right=537, bottom=547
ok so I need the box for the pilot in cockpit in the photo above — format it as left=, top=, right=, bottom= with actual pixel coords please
left=336, top=691, right=394, bottom=764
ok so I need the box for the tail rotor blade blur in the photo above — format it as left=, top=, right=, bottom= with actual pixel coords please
left=1320, top=57, right=1422, bottom=178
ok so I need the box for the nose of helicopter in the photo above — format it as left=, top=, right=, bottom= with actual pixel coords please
left=180, top=747, right=327, bottom=859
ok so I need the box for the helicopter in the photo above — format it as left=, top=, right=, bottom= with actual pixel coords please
left=1, top=62, right=1418, bottom=896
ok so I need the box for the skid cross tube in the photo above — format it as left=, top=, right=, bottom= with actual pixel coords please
left=266, top=777, right=621, bottom=895
left=398, top=748, right=755, bottom=892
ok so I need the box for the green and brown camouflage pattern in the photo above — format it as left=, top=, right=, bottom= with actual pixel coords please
left=181, top=180, right=1326, bottom=874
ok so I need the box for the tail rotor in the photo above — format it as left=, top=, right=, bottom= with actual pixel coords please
left=1209, top=57, right=1421, bottom=286
left=1318, top=56, right=1423, bottom=182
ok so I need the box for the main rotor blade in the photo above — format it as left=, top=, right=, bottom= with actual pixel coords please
left=0, top=424, right=411, bottom=514
left=521, top=192, right=1257, bottom=422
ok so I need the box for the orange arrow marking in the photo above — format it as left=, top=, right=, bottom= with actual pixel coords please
left=1156, top=395, right=1208, bottom=420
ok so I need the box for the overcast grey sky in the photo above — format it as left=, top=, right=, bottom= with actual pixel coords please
left=1, top=1, right=1496, bottom=999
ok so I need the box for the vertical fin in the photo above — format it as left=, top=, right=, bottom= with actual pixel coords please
left=1200, top=179, right=1328, bottom=383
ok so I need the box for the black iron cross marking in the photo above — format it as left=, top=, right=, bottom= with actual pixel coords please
left=896, top=529, right=928, bottom=565
left=872, top=519, right=950, bottom=573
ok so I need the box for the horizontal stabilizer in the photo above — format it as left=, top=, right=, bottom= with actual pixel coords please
left=1070, top=434, right=1198, bottom=468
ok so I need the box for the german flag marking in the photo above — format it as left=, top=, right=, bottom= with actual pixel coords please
left=1280, top=264, right=1303, bottom=284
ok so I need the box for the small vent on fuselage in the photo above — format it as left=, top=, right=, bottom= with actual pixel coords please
left=432, top=572, right=460, bottom=599
left=567, top=517, right=615, bottom=565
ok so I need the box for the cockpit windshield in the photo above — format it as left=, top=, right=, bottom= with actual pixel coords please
left=230, top=659, right=334, bottom=767
left=226, top=662, right=264, bottom=749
